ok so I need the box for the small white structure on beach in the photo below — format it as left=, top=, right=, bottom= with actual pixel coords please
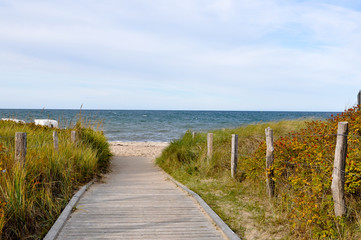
left=1, top=118, right=25, bottom=123
left=34, top=119, right=58, bottom=128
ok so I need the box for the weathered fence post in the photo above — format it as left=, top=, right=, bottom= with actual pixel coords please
left=207, top=133, right=213, bottom=160
left=71, top=130, right=78, bottom=145
left=15, top=132, right=27, bottom=165
left=358, top=90, right=361, bottom=110
left=231, top=134, right=238, bottom=178
left=331, top=122, right=348, bottom=217
left=192, top=132, right=196, bottom=139
left=265, top=127, right=275, bottom=198
left=53, top=131, right=59, bottom=151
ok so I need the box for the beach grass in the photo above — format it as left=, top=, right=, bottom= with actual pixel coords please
left=157, top=108, right=361, bottom=240
left=0, top=119, right=111, bottom=239
left=156, top=119, right=308, bottom=239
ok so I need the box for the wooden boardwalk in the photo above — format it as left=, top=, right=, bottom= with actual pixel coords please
left=56, top=156, right=226, bottom=240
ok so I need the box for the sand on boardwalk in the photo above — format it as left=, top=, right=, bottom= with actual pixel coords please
left=109, top=141, right=169, bottom=158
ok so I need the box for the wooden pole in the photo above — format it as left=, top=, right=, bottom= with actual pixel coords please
left=15, top=132, right=27, bottom=165
left=207, top=133, right=213, bottom=160
left=265, top=127, right=275, bottom=198
left=358, top=90, right=361, bottom=110
left=53, top=131, right=59, bottom=151
left=192, top=132, right=196, bottom=139
left=331, top=122, right=348, bottom=217
left=71, top=130, right=78, bottom=145
left=231, top=134, right=238, bottom=178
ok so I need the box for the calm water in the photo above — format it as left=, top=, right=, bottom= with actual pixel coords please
left=0, top=109, right=338, bottom=142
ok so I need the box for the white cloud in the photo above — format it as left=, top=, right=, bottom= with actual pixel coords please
left=0, top=0, right=361, bottom=110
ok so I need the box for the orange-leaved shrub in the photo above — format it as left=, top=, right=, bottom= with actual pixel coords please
left=250, top=106, right=361, bottom=239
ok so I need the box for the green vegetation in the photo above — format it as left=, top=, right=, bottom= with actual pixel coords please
left=251, top=107, right=361, bottom=239
left=0, top=120, right=111, bottom=239
left=157, top=108, right=361, bottom=240
left=157, top=119, right=309, bottom=239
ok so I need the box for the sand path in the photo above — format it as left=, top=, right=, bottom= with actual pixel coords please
left=55, top=142, right=226, bottom=239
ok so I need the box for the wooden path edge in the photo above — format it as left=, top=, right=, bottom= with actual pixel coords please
left=42, top=167, right=240, bottom=240
left=43, top=180, right=94, bottom=240
left=161, top=170, right=241, bottom=240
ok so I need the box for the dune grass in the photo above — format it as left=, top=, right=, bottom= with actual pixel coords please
left=0, top=120, right=111, bottom=239
left=156, top=119, right=309, bottom=239
left=157, top=108, right=361, bottom=240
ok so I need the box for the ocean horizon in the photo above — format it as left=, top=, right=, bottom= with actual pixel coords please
left=0, top=109, right=339, bottom=142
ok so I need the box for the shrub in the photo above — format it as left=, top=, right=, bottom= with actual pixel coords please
left=252, top=106, right=361, bottom=239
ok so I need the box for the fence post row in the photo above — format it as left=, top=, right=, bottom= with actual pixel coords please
left=265, top=127, right=275, bottom=198
left=231, top=134, right=238, bottom=178
left=207, top=133, right=213, bottom=160
left=12, top=130, right=79, bottom=167
left=331, top=122, right=348, bottom=217
left=53, top=131, right=59, bottom=151
left=15, top=132, right=27, bottom=166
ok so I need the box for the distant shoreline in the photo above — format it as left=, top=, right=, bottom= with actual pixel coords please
left=0, top=109, right=337, bottom=142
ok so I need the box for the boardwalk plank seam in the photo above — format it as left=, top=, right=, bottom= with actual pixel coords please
left=48, top=156, right=237, bottom=240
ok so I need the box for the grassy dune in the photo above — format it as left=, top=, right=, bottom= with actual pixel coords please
left=0, top=120, right=111, bottom=239
left=157, top=108, right=361, bottom=240
left=156, top=119, right=308, bottom=239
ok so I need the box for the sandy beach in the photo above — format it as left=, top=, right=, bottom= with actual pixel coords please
left=109, top=141, right=169, bottom=158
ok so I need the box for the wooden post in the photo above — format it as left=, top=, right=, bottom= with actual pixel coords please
left=192, top=132, right=196, bottom=139
left=71, top=130, right=78, bottom=145
left=358, top=90, right=361, bottom=110
left=207, top=133, right=213, bottom=160
left=331, top=122, right=348, bottom=217
left=53, top=131, right=59, bottom=151
left=265, top=127, right=275, bottom=198
left=231, top=134, right=238, bottom=178
left=15, top=132, right=27, bottom=165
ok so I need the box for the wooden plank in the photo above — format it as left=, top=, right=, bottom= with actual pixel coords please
left=44, top=182, right=92, bottom=240
left=56, top=156, right=226, bottom=240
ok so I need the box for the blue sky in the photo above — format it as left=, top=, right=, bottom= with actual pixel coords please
left=1, top=0, right=360, bottom=111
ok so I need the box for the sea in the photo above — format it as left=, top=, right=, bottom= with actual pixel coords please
left=0, top=109, right=338, bottom=142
